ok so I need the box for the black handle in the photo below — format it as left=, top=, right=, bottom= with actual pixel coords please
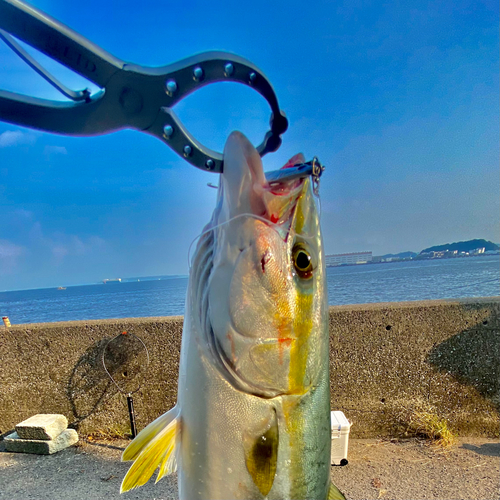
left=127, top=395, right=137, bottom=439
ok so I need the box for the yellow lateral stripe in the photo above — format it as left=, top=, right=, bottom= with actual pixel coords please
left=120, top=419, right=178, bottom=493
left=287, top=285, right=313, bottom=487
left=122, top=406, right=178, bottom=462
left=288, top=292, right=313, bottom=393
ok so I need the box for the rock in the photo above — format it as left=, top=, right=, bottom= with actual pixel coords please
left=4, top=429, right=78, bottom=455
left=15, top=414, right=68, bottom=440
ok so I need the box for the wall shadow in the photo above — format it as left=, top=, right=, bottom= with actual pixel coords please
left=81, top=438, right=126, bottom=451
left=461, top=443, right=500, bottom=457
left=66, top=339, right=117, bottom=428
left=427, top=311, right=500, bottom=410
left=66, top=335, right=149, bottom=429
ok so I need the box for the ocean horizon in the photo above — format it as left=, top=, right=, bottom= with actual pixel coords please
left=1, top=255, right=499, bottom=325
left=0, top=274, right=190, bottom=294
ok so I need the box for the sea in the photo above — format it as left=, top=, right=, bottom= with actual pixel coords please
left=1, top=256, right=499, bottom=325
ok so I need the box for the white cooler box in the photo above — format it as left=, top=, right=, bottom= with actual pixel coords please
left=330, top=410, right=351, bottom=466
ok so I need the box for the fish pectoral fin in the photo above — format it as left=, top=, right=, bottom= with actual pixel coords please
left=328, top=481, right=346, bottom=500
left=243, top=408, right=279, bottom=497
left=122, top=405, right=179, bottom=462
left=120, top=406, right=180, bottom=493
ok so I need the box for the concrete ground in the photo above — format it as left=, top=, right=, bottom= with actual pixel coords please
left=0, top=436, right=498, bottom=500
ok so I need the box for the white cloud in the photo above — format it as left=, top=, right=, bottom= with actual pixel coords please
left=0, top=130, right=36, bottom=148
left=44, top=145, right=67, bottom=155
left=0, top=240, right=24, bottom=259
left=0, top=240, right=25, bottom=275
left=49, top=234, right=107, bottom=264
left=13, top=209, right=34, bottom=220
left=22, top=219, right=107, bottom=265
left=52, top=245, right=69, bottom=260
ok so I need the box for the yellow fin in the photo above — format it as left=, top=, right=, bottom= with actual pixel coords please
left=121, top=406, right=178, bottom=462
left=155, top=442, right=177, bottom=483
left=120, top=406, right=180, bottom=493
left=328, top=481, right=346, bottom=500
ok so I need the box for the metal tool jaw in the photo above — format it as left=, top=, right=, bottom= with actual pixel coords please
left=0, top=0, right=288, bottom=173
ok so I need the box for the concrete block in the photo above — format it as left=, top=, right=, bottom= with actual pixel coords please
left=4, top=429, right=78, bottom=455
left=16, top=414, right=68, bottom=440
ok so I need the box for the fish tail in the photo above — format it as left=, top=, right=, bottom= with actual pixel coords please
left=328, top=481, right=346, bottom=500
left=120, top=406, right=180, bottom=493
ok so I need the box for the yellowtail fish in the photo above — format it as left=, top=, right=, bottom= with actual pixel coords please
left=121, top=131, right=345, bottom=500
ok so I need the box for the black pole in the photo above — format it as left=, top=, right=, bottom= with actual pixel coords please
left=127, top=395, right=137, bottom=438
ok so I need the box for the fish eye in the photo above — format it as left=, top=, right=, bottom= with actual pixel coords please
left=292, top=244, right=313, bottom=279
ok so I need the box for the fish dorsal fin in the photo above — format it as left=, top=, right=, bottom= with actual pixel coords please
left=120, top=406, right=180, bottom=493
left=328, top=481, right=346, bottom=500
left=243, top=409, right=279, bottom=497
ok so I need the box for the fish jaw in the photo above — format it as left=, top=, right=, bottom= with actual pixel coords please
left=206, top=131, right=326, bottom=398
left=217, top=130, right=269, bottom=222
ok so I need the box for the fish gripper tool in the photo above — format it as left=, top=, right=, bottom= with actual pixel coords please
left=0, top=0, right=288, bottom=173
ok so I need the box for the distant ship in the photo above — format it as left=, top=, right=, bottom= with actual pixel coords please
left=57, top=287, right=66, bottom=290
left=103, top=278, right=122, bottom=284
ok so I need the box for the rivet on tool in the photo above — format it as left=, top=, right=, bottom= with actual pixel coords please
left=205, top=159, right=215, bottom=170
left=193, top=67, right=204, bottom=81
left=183, top=145, right=192, bottom=156
left=249, top=72, right=257, bottom=83
left=163, top=125, right=174, bottom=138
left=224, top=63, right=234, bottom=77
left=166, top=80, right=178, bottom=95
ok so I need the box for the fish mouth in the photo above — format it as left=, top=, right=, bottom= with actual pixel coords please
left=219, top=131, right=310, bottom=227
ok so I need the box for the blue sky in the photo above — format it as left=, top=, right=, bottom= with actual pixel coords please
left=0, top=0, right=498, bottom=291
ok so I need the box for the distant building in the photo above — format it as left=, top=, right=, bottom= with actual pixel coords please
left=325, top=251, right=372, bottom=266
left=420, top=248, right=487, bottom=259
left=471, top=247, right=485, bottom=255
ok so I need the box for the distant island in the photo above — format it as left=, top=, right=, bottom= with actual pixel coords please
left=327, top=239, right=499, bottom=267
left=379, top=239, right=499, bottom=262
left=420, top=239, right=499, bottom=254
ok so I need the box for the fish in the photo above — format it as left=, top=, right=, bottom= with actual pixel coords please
left=120, top=131, right=345, bottom=500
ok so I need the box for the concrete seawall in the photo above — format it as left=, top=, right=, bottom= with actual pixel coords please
left=1, top=298, right=498, bottom=438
